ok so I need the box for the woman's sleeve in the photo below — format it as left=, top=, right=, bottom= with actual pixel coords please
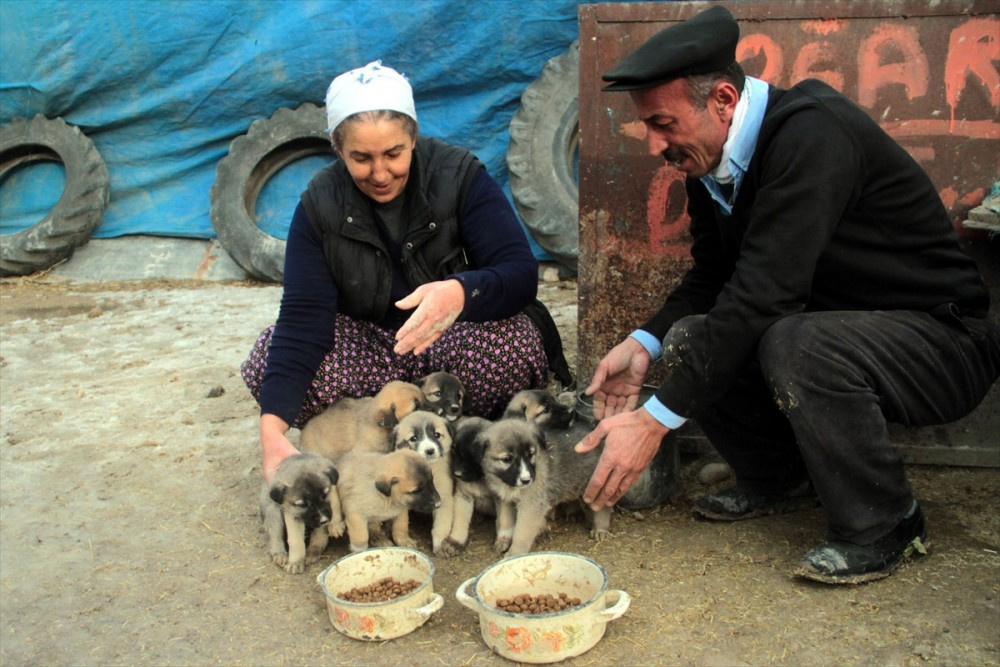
left=450, top=167, right=538, bottom=322
left=258, top=201, right=338, bottom=424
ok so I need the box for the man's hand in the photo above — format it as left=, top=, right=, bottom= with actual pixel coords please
left=575, top=408, right=669, bottom=510
left=393, top=280, right=464, bottom=355
left=585, top=337, right=652, bottom=419
left=260, top=413, right=299, bottom=484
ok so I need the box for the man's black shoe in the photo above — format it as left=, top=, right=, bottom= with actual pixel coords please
left=794, top=500, right=928, bottom=585
left=693, top=480, right=818, bottom=521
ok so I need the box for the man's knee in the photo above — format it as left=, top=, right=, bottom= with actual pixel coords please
left=757, top=315, right=828, bottom=404
left=662, top=314, right=707, bottom=349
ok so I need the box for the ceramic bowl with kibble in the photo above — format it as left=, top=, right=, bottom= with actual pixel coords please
left=456, top=551, right=630, bottom=664
left=316, top=547, right=443, bottom=641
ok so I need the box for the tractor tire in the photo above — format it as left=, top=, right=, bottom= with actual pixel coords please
left=210, top=103, right=331, bottom=282
left=0, top=115, right=110, bottom=277
left=507, top=42, right=579, bottom=273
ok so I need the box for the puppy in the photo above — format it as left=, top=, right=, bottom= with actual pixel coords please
left=300, top=381, right=426, bottom=460
left=447, top=415, right=496, bottom=552
left=417, top=371, right=466, bottom=422
left=503, top=389, right=575, bottom=430
left=259, top=453, right=342, bottom=574
left=478, top=419, right=611, bottom=557
left=391, top=410, right=457, bottom=556
left=335, top=448, right=440, bottom=553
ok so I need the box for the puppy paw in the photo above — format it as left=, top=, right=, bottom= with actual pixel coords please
left=591, top=528, right=611, bottom=542
left=327, top=520, right=346, bottom=539
left=435, top=539, right=462, bottom=558
left=370, top=533, right=393, bottom=548
left=394, top=536, right=418, bottom=549
left=493, top=536, right=512, bottom=555
left=270, top=551, right=289, bottom=567
left=284, top=559, right=306, bottom=574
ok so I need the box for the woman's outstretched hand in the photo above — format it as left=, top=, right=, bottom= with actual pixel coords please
left=393, top=279, right=465, bottom=355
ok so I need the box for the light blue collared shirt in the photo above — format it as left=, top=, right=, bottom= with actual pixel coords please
left=631, top=76, right=769, bottom=429
left=700, top=76, right=769, bottom=214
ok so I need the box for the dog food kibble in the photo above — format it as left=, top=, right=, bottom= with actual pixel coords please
left=495, top=592, right=582, bottom=614
left=338, top=577, right=421, bottom=602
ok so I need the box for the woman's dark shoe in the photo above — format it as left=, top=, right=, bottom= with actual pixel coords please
left=794, top=501, right=928, bottom=585
left=693, top=480, right=818, bottom=521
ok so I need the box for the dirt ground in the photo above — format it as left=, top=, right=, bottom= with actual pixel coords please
left=1, top=275, right=998, bottom=667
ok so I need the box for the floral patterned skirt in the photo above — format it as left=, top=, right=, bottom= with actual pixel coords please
left=241, top=313, right=549, bottom=427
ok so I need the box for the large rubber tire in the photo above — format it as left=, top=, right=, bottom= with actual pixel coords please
left=210, top=103, right=331, bottom=282
left=0, top=115, right=110, bottom=277
left=507, top=42, right=579, bottom=273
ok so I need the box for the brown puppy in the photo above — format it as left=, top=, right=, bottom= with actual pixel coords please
left=391, top=410, right=457, bottom=556
left=417, top=371, right=467, bottom=423
left=299, top=381, right=426, bottom=460
left=503, top=389, right=575, bottom=430
left=447, top=415, right=495, bottom=553
left=478, top=419, right=611, bottom=557
left=259, top=453, right=342, bottom=574
left=335, top=448, right=440, bottom=553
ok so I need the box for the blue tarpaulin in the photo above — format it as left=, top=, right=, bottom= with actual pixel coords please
left=0, top=0, right=598, bottom=257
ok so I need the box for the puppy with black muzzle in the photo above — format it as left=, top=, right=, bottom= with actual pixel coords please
left=417, top=371, right=467, bottom=423
left=447, top=415, right=496, bottom=552
left=391, top=410, right=458, bottom=556
left=503, top=389, right=575, bottom=430
left=300, top=381, right=426, bottom=460
left=478, top=419, right=611, bottom=557
left=259, top=453, right=343, bottom=574
left=335, top=448, right=440, bottom=553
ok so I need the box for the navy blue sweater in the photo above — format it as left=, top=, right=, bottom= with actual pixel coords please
left=259, top=167, right=538, bottom=424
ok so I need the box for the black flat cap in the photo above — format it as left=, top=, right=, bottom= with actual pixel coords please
left=602, top=5, right=739, bottom=91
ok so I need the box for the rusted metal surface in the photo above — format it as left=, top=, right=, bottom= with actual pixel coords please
left=577, top=0, right=999, bottom=457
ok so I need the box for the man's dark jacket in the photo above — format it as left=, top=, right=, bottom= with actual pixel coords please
left=641, top=79, right=990, bottom=417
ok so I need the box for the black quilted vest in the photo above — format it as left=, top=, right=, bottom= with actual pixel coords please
left=301, top=137, right=481, bottom=321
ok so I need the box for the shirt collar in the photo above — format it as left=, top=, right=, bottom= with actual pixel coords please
left=700, top=76, right=768, bottom=213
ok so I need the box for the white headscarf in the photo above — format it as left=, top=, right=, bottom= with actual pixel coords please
left=324, top=60, right=418, bottom=134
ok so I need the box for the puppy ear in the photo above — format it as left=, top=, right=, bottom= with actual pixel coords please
left=269, top=482, right=288, bottom=504
left=415, top=374, right=429, bottom=389
left=530, top=423, right=550, bottom=450
left=323, top=464, right=339, bottom=486
left=503, top=398, right=527, bottom=421
left=378, top=405, right=398, bottom=429
left=375, top=477, right=396, bottom=497
left=472, top=432, right=490, bottom=460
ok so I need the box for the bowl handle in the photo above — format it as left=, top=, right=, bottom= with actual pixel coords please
left=409, top=593, right=444, bottom=622
left=599, top=589, right=631, bottom=622
left=455, top=577, right=481, bottom=612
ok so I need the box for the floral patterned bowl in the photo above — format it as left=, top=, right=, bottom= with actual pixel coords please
left=316, top=547, right=443, bottom=641
left=456, top=551, right=630, bottom=663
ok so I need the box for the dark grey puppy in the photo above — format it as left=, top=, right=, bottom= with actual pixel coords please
left=259, top=453, right=341, bottom=574
left=447, top=415, right=496, bottom=552
left=417, top=371, right=467, bottom=423
left=478, top=419, right=610, bottom=557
